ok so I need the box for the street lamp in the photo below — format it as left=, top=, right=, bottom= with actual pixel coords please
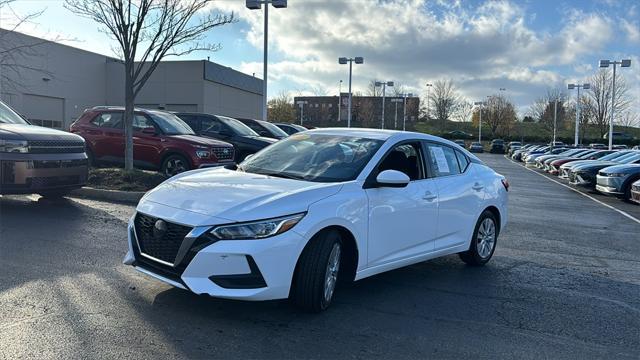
left=296, top=100, right=307, bottom=126
left=375, top=81, right=394, bottom=129
left=246, top=0, right=288, bottom=121
left=337, top=80, right=343, bottom=123
left=339, top=56, right=364, bottom=128
left=425, top=83, right=433, bottom=120
left=474, top=101, right=486, bottom=143
left=568, top=83, right=590, bottom=146
left=402, top=93, right=414, bottom=131
left=390, top=98, right=403, bottom=129
left=599, top=58, right=631, bottom=150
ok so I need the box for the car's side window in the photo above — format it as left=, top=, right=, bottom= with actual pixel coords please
left=132, top=114, right=154, bottom=131
left=179, top=115, right=199, bottom=132
left=455, top=149, right=470, bottom=172
left=426, top=143, right=461, bottom=177
left=377, top=143, right=424, bottom=181
left=200, top=117, right=224, bottom=133
left=91, top=112, right=123, bottom=129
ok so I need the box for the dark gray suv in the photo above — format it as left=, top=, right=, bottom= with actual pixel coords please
left=0, top=100, right=88, bottom=198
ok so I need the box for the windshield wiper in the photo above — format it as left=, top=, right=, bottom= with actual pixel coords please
left=253, top=170, right=306, bottom=180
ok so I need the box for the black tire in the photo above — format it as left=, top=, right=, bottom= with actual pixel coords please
left=161, top=154, right=190, bottom=177
left=459, top=210, right=498, bottom=266
left=291, top=230, right=342, bottom=312
left=38, top=189, right=70, bottom=199
left=622, top=177, right=640, bottom=202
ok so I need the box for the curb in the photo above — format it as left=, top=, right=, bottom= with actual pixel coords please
left=70, top=187, right=145, bottom=204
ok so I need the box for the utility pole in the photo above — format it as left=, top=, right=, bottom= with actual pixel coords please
left=375, top=81, right=394, bottom=129
left=339, top=57, right=364, bottom=128
left=568, top=83, right=590, bottom=146
left=337, top=80, right=342, bottom=123
left=297, top=100, right=307, bottom=126
left=599, top=59, right=631, bottom=150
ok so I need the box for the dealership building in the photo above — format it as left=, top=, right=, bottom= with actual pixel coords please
left=0, top=29, right=264, bottom=129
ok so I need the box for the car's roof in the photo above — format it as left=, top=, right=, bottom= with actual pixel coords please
left=305, top=128, right=449, bottom=142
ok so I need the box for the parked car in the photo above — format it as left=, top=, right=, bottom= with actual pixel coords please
left=0, top=100, right=88, bottom=198
left=548, top=150, right=599, bottom=175
left=603, top=131, right=634, bottom=141
left=469, top=142, right=484, bottom=153
left=612, top=144, right=628, bottom=150
left=596, top=162, right=640, bottom=201
left=71, top=107, right=235, bottom=177
left=175, top=112, right=276, bottom=162
left=564, top=151, right=635, bottom=189
left=275, top=123, right=307, bottom=135
left=123, top=129, right=508, bottom=312
left=448, top=130, right=473, bottom=139
left=549, top=141, right=565, bottom=148
left=590, top=143, right=607, bottom=149
left=507, top=141, right=521, bottom=151
left=236, top=118, right=288, bottom=140
left=507, top=145, right=522, bottom=156
left=524, top=147, right=569, bottom=166
left=630, top=179, right=640, bottom=205
left=633, top=145, right=640, bottom=150
left=536, top=148, right=586, bottom=170
left=454, top=139, right=466, bottom=147
left=490, top=139, right=505, bottom=153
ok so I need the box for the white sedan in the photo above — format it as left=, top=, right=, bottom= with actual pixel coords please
left=124, top=129, right=509, bottom=312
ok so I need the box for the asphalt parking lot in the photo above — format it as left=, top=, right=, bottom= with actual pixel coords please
left=1, top=153, right=638, bottom=359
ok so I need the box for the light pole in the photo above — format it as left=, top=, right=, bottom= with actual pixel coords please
left=296, top=100, right=307, bottom=126
left=339, top=56, right=364, bottom=128
left=375, top=81, right=394, bottom=129
left=474, top=101, right=486, bottom=143
left=426, top=83, right=432, bottom=120
left=338, top=80, right=343, bottom=123
left=246, top=0, right=288, bottom=121
left=599, top=59, right=631, bottom=150
left=552, top=96, right=558, bottom=147
left=391, top=98, right=403, bottom=129
left=402, top=93, right=413, bottom=131
left=568, top=83, right=590, bottom=146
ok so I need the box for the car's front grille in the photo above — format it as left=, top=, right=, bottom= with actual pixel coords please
left=30, top=176, right=81, bottom=188
left=134, top=213, right=192, bottom=265
left=212, top=147, right=234, bottom=161
left=32, top=159, right=88, bottom=169
left=29, top=140, right=85, bottom=154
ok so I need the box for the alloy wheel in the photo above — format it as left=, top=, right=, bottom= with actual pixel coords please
left=323, top=243, right=341, bottom=304
left=476, top=218, right=496, bottom=259
left=165, top=158, right=187, bottom=177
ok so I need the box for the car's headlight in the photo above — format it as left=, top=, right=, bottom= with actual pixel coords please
left=195, top=150, right=210, bottom=158
left=0, top=139, right=29, bottom=153
left=604, top=173, right=626, bottom=177
left=210, top=213, right=305, bottom=240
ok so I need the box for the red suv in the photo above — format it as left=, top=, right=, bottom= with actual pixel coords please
left=71, top=107, right=235, bottom=176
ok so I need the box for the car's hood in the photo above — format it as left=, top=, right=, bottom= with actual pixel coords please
left=170, top=134, right=231, bottom=147
left=0, top=123, right=84, bottom=142
left=236, top=136, right=277, bottom=147
left=567, top=160, right=600, bottom=169
left=599, top=164, right=640, bottom=174
left=574, top=161, right=618, bottom=171
left=139, top=167, right=343, bottom=223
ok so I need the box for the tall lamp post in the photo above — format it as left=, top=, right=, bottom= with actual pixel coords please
left=297, top=100, right=307, bottom=126
left=599, top=59, right=631, bottom=150
left=567, top=83, right=590, bottom=146
left=474, top=101, right=486, bottom=143
left=246, top=0, right=288, bottom=121
left=391, top=98, right=403, bottom=129
left=402, top=93, right=414, bottom=131
left=375, top=81, right=394, bottom=129
left=425, top=83, right=433, bottom=120
left=338, top=80, right=343, bottom=123
left=339, top=56, right=364, bottom=128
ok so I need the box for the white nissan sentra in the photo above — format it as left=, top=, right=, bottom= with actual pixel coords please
left=124, top=128, right=509, bottom=312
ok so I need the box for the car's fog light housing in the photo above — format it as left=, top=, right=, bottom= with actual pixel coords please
left=211, top=213, right=305, bottom=240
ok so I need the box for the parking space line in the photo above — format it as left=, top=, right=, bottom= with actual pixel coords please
left=503, top=155, right=640, bottom=225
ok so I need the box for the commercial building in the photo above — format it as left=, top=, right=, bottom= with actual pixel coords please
left=293, top=94, right=420, bottom=130
left=0, top=29, right=263, bottom=130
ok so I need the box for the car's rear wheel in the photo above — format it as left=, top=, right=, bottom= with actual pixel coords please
left=161, top=154, right=190, bottom=177
left=291, top=230, right=342, bottom=312
left=459, top=210, right=498, bottom=266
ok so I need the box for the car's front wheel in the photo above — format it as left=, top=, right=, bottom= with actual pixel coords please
left=161, top=154, right=190, bottom=177
left=459, top=210, right=498, bottom=266
left=291, top=230, right=342, bottom=312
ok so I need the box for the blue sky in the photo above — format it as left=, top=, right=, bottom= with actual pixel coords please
left=2, top=0, right=639, bottom=117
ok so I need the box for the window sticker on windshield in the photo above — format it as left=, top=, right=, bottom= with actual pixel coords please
left=430, top=146, right=450, bottom=173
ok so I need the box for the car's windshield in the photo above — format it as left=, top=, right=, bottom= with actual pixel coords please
left=577, top=151, right=597, bottom=158
left=600, top=151, right=628, bottom=161
left=618, top=152, right=640, bottom=163
left=0, top=101, right=29, bottom=125
left=219, top=116, right=259, bottom=137
left=240, top=133, right=384, bottom=182
left=150, top=111, right=195, bottom=135
left=259, top=121, right=289, bottom=138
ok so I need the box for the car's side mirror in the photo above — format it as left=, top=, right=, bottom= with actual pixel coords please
left=376, top=170, right=410, bottom=188
left=142, top=127, right=156, bottom=135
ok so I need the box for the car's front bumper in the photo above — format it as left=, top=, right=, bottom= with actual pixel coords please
left=0, top=152, right=88, bottom=194
left=568, top=171, right=595, bottom=187
left=123, top=207, right=306, bottom=301
left=630, top=183, right=640, bottom=204
left=595, top=175, right=625, bottom=195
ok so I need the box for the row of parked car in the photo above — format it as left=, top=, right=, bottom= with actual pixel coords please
left=510, top=143, right=640, bottom=205
left=0, top=100, right=310, bottom=197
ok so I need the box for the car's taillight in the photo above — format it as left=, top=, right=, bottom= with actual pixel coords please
left=501, top=179, right=509, bottom=191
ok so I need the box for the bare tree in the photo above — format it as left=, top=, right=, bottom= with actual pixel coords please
left=528, top=88, right=568, bottom=132
left=267, top=91, right=295, bottom=122
left=453, top=99, right=473, bottom=123
left=391, top=82, right=406, bottom=97
left=618, top=111, right=639, bottom=128
left=366, top=79, right=382, bottom=96
left=484, top=94, right=516, bottom=137
left=429, top=79, right=458, bottom=130
left=586, top=69, right=632, bottom=137
left=64, top=0, right=235, bottom=171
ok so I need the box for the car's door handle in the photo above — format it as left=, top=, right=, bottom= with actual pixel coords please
left=422, top=191, right=437, bottom=201
left=472, top=183, right=484, bottom=191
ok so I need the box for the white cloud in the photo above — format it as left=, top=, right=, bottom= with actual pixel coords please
left=621, top=19, right=640, bottom=43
